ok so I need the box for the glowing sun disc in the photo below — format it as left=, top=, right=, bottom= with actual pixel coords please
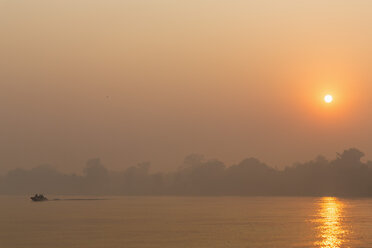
left=324, top=94, right=333, bottom=103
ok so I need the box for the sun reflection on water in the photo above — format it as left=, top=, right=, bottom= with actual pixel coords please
left=313, top=197, right=349, bottom=248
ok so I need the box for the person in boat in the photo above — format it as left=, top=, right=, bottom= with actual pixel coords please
left=31, top=194, right=47, bottom=201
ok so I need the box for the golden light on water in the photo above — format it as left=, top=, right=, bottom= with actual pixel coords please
left=314, top=197, right=349, bottom=248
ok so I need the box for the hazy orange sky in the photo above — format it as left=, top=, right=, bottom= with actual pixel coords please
left=1, top=0, right=372, bottom=173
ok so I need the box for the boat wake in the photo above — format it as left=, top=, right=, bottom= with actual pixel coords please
left=51, top=198, right=108, bottom=201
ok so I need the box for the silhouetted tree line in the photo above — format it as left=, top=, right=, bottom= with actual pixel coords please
left=1, top=148, right=372, bottom=197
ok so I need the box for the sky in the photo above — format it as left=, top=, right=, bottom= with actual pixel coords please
left=1, top=0, right=372, bottom=173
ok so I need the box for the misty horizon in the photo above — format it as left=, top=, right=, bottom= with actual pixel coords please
left=2, top=147, right=371, bottom=175
left=2, top=148, right=371, bottom=197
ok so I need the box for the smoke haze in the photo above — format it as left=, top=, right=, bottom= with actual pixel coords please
left=2, top=148, right=372, bottom=197
left=2, top=1, right=372, bottom=173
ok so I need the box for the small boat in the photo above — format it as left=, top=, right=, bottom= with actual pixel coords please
left=30, top=194, right=48, bottom=202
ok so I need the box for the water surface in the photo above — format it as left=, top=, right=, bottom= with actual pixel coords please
left=0, top=196, right=371, bottom=247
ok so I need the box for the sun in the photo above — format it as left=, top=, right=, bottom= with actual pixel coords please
left=324, top=94, right=333, bottom=103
